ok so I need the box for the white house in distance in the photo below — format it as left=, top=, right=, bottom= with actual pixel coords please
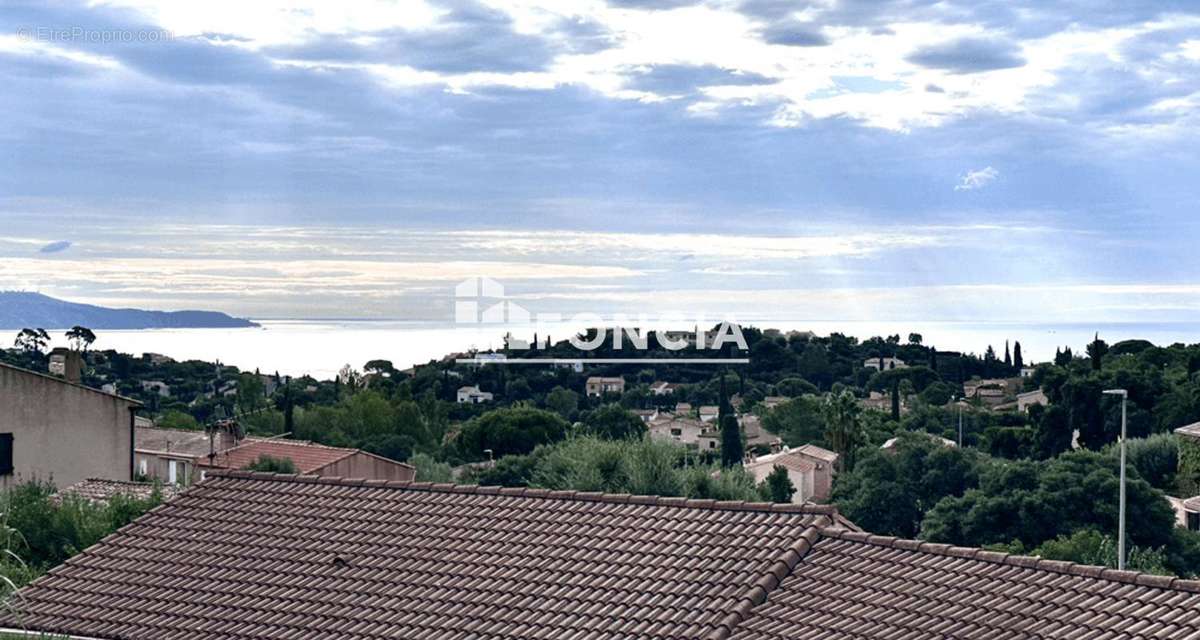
left=140, top=380, right=171, bottom=398
left=648, top=416, right=714, bottom=450
left=863, top=357, right=907, bottom=371
left=456, top=386, right=494, bottom=404
left=585, top=376, right=625, bottom=397
left=881, top=433, right=957, bottom=452
left=744, top=444, right=839, bottom=503
left=649, top=381, right=681, bottom=396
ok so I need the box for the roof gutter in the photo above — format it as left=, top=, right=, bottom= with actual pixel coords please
left=0, top=626, right=110, bottom=640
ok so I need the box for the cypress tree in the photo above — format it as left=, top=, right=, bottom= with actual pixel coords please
left=1013, top=342, right=1024, bottom=369
left=719, top=373, right=743, bottom=467
left=1004, top=341, right=1012, bottom=367
left=890, top=380, right=901, bottom=421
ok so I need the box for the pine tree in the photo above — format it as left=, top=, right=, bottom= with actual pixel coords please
left=1013, top=342, right=1024, bottom=369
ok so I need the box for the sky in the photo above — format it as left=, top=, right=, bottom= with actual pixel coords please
left=2, top=0, right=1200, bottom=326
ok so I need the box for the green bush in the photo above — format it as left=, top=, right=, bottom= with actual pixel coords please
left=1, top=481, right=162, bottom=598
left=246, top=455, right=297, bottom=473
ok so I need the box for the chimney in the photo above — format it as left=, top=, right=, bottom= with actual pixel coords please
left=64, top=351, right=82, bottom=384
left=48, top=348, right=82, bottom=383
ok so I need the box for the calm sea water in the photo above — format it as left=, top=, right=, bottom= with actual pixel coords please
left=5, top=320, right=1200, bottom=379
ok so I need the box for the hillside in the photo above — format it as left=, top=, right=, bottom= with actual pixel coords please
left=0, top=292, right=258, bottom=329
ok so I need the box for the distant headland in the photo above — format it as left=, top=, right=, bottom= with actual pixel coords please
left=0, top=292, right=258, bottom=330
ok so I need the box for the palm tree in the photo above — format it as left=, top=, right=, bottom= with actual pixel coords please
left=823, top=390, right=866, bottom=472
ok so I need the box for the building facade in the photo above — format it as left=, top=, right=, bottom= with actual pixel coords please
left=0, top=362, right=138, bottom=490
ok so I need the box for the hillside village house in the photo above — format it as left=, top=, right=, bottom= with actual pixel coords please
left=1016, top=388, right=1049, bottom=412
left=863, top=356, right=906, bottom=371
left=739, top=414, right=783, bottom=451
left=140, top=379, right=171, bottom=397
left=8, top=471, right=1200, bottom=640
left=744, top=444, right=839, bottom=503
left=759, top=396, right=788, bottom=410
left=1177, top=421, right=1200, bottom=443
left=881, top=432, right=958, bottom=452
left=860, top=390, right=908, bottom=415
left=196, top=438, right=416, bottom=482
left=652, top=413, right=715, bottom=449
left=456, top=385, right=493, bottom=404
left=963, top=377, right=1023, bottom=400
left=0, top=362, right=139, bottom=490
left=135, top=425, right=226, bottom=486
left=135, top=425, right=415, bottom=485
left=649, top=380, right=681, bottom=396
left=585, top=376, right=625, bottom=396
left=631, top=408, right=659, bottom=423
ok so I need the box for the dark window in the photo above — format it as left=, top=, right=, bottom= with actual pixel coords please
left=1188, top=511, right=1200, bottom=532
left=0, top=433, right=13, bottom=476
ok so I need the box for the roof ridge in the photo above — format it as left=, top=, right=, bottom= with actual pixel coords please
left=816, top=527, right=1200, bottom=593
left=218, top=437, right=356, bottom=455
left=707, top=523, right=826, bottom=640
left=207, top=470, right=841, bottom=516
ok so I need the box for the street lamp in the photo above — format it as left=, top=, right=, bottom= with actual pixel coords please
left=956, top=398, right=965, bottom=447
left=1104, top=388, right=1128, bottom=570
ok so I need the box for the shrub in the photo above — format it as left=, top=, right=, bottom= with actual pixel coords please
left=246, top=455, right=297, bottom=473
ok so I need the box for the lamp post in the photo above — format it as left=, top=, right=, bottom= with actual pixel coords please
left=1103, top=388, right=1128, bottom=570
left=957, top=399, right=964, bottom=447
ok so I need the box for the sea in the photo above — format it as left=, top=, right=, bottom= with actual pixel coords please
left=6, top=319, right=1200, bottom=380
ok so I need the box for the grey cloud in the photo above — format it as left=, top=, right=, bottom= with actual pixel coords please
left=907, top=38, right=1025, bottom=73
left=624, top=64, right=776, bottom=95
left=605, top=0, right=701, bottom=9
left=761, top=21, right=831, bottom=47
left=39, top=240, right=72, bottom=253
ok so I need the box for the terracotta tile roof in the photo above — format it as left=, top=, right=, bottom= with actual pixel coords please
left=3, top=471, right=841, bottom=640
left=196, top=438, right=360, bottom=473
left=795, top=444, right=838, bottom=464
left=7, top=473, right=1200, bottom=640
left=53, top=478, right=179, bottom=505
left=134, top=425, right=215, bottom=457
left=744, top=450, right=817, bottom=475
left=728, top=528, right=1200, bottom=640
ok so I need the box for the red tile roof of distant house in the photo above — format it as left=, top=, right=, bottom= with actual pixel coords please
left=53, top=478, right=179, bottom=505
left=795, top=444, right=839, bottom=464
left=196, top=438, right=359, bottom=473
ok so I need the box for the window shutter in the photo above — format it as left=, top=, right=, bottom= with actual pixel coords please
left=0, top=433, right=13, bottom=476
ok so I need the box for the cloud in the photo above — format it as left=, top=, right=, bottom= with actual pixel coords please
left=955, top=166, right=1000, bottom=191
left=907, top=37, right=1026, bottom=73
left=623, top=64, right=775, bottom=95
left=38, top=240, right=72, bottom=254
left=760, top=21, right=831, bottom=47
